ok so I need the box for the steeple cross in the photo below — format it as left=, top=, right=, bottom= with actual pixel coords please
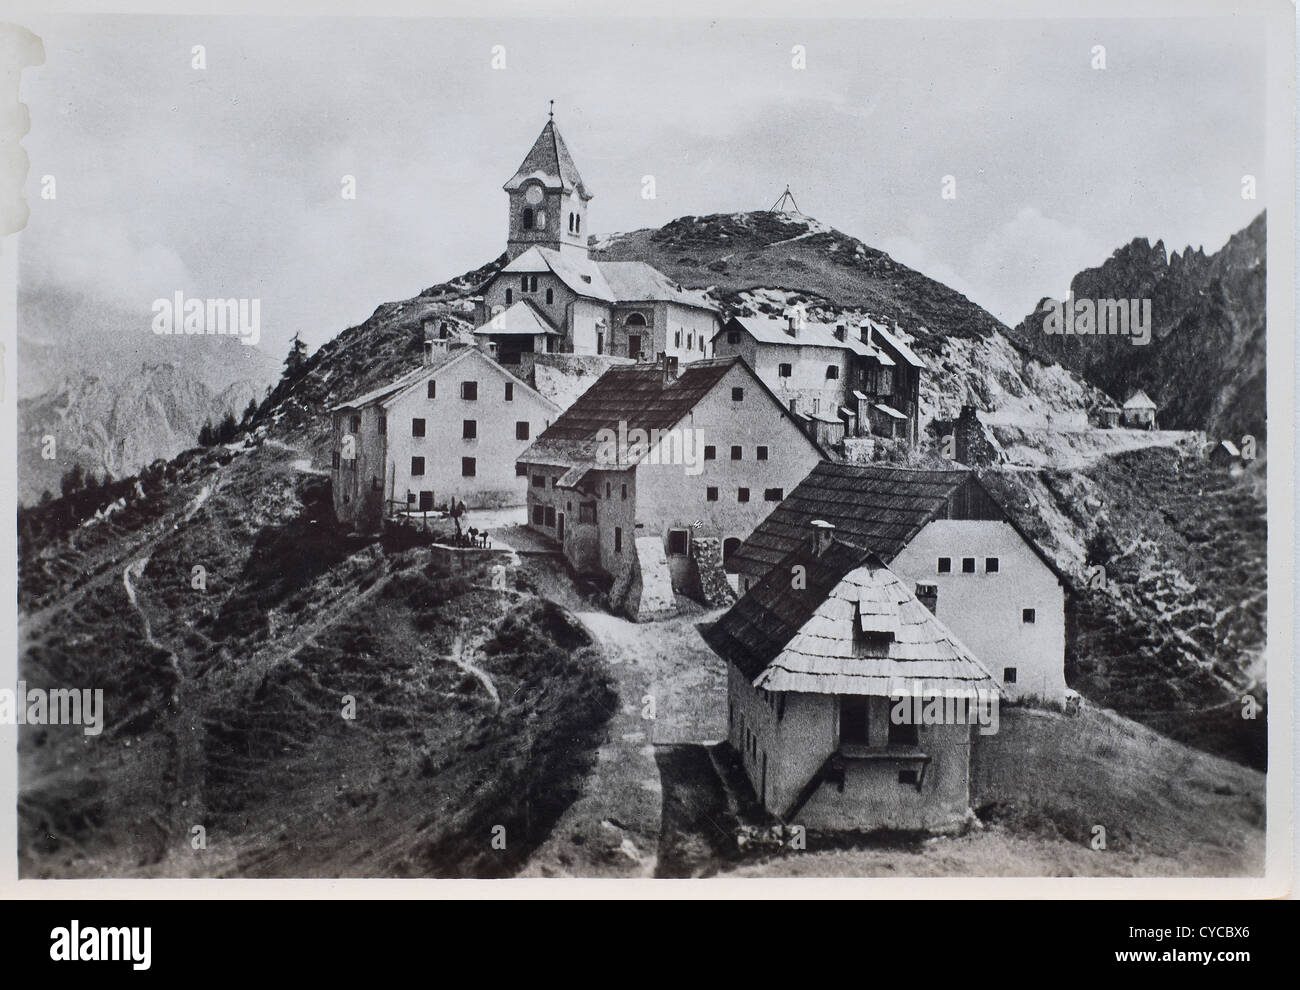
left=548, top=100, right=554, bottom=121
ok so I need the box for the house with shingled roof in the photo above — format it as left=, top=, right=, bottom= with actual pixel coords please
left=704, top=536, right=1004, bottom=830
left=517, top=354, right=826, bottom=620
left=731, top=462, right=1068, bottom=701
left=1120, top=388, right=1158, bottom=429
left=473, top=117, right=719, bottom=366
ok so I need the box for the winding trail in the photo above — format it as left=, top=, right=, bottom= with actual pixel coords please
left=442, top=634, right=500, bottom=710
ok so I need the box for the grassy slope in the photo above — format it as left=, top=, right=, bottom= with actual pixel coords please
left=722, top=706, right=1263, bottom=877
left=978, top=447, right=1267, bottom=769
left=18, top=444, right=615, bottom=878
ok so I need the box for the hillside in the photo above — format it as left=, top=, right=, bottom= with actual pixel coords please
left=18, top=443, right=616, bottom=878
left=17, top=363, right=264, bottom=505
left=1006, top=212, right=1266, bottom=441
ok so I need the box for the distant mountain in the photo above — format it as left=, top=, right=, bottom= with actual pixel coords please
left=1005, top=213, right=1266, bottom=442
left=17, top=364, right=264, bottom=504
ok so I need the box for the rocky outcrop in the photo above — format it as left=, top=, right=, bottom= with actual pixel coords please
left=685, top=536, right=736, bottom=608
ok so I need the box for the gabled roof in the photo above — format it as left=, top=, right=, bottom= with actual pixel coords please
left=866, top=320, right=925, bottom=369
left=519, top=356, right=827, bottom=470
left=704, top=542, right=1003, bottom=696
left=502, top=247, right=614, bottom=302
left=495, top=249, right=717, bottom=312
left=1124, top=389, right=1158, bottom=410
left=731, top=463, right=981, bottom=576
left=503, top=119, right=591, bottom=199
left=474, top=298, right=560, bottom=336
left=598, top=261, right=718, bottom=311
left=715, top=316, right=888, bottom=361
left=331, top=346, right=558, bottom=414
left=733, top=462, right=1071, bottom=587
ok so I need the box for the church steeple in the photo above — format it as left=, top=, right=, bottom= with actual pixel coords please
left=503, top=113, right=593, bottom=260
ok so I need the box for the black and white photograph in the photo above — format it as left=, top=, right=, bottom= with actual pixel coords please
left=0, top=0, right=1293, bottom=905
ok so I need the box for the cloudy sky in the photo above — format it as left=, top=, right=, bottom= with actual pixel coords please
left=16, top=13, right=1268, bottom=366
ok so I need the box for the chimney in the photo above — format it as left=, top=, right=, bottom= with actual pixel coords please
left=810, top=519, right=835, bottom=557
left=915, top=583, right=938, bottom=614
left=834, top=322, right=847, bottom=341
left=660, top=352, right=679, bottom=384
left=423, top=339, right=450, bottom=365
left=786, top=313, right=799, bottom=338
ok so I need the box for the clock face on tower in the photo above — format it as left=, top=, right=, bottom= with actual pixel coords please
left=524, top=185, right=543, bottom=206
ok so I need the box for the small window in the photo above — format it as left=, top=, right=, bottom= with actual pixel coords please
left=826, top=365, right=839, bottom=380
left=898, top=769, right=919, bottom=786
left=515, top=463, right=528, bottom=477
left=962, top=557, right=976, bottom=574
left=504, top=382, right=514, bottom=401
left=763, top=488, right=783, bottom=502
left=704, top=445, right=716, bottom=460
left=411, top=456, right=425, bottom=476
left=463, top=420, right=477, bottom=439
left=412, top=418, right=426, bottom=437
left=706, top=486, right=719, bottom=502
left=1003, top=667, right=1018, bottom=683
left=675, top=330, right=681, bottom=347
left=737, top=488, right=750, bottom=503
left=1022, top=609, right=1036, bottom=624
left=461, top=381, right=478, bottom=400
left=985, top=557, right=999, bottom=573
left=532, top=505, right=545, bottom=525
left=730, top=445, right=742, bottom=461
left=544, top=506, right=555, bottom=527
left=667, top=529, right=690, bottom=556
left=731, top=387, right=744, bottom=401
left=331, top=451, right=341, bottom=469
left=727, top=331, right=741, bottom=345
left=427, top=380, right=436, bottom=399
left=532, top=475, right=547, bottom=488
left=579, top=502, right=596, bottom=524
left=757, top=446, right=768, bottom=461
left=778, top=363, right=792, bottom=378
left=461, top=457, right=476, bottom=477
left=522, top=208, right=533, bottom=231
left=545, top=288, right=553, bottom=305
left=377, top=415, right=386, bottom=435
left=614, top=527, right=622, bottom=552
left=605, top=482, right=612, bottom=498
left=505, top=288, right=512, bottom=304
left=937, top=557, right=952, bottom=574
left=515, top=421, right=529, bottom=440
left=349, top=414, right=361, bottom=433
left=620, top=484, right=627, bottom=500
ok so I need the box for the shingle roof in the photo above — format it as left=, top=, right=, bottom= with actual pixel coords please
left=731, top=463, right=980, bottom=576
left=519, top=358, right=738, bottom=469
left=704, top=542, right=1002, bottom=696
left=1124, top=389, right=1158, bottom=410
left=503, top=119, right=591, bottom=198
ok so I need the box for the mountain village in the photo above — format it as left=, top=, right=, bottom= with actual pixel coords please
left=322, top=117, right=1206, bottom=834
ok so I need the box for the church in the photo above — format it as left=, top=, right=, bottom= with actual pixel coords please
left=472, top=115, right=720, bottom=366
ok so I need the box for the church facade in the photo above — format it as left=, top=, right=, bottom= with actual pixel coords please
left=473, top=118, right=721, bottom=366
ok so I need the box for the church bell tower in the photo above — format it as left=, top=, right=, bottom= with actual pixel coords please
left=503, top=108, right=593, bottom=260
